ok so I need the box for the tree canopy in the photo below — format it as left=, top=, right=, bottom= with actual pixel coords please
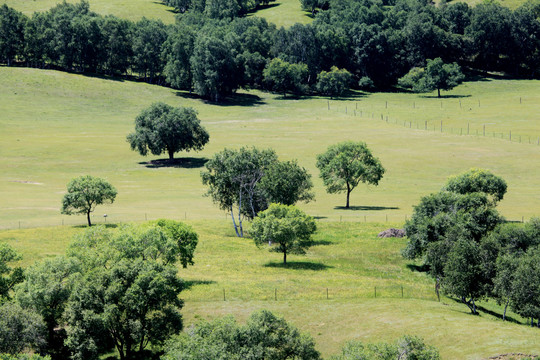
left=251, top=203, right=317, bottom=264
left=398, top=57, right=464, bottom=97
left=61, top=175, right=117, bottom=226
left=316, top=141, right=385, bottom=209
left=127, top=102, right=209, bottom=161
left=443, top=168, right=507, bottom=203
left=0, top=243, right=23, bottom=301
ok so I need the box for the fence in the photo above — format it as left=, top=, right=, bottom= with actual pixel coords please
left=326, top=98, right=540, bottom=146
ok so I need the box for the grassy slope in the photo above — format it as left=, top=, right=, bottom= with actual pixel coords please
left=1, top=221, right=538, bottom=359
left=449, top=0, right=527, bottom=9
left=1, top=68, right=540, bottom=229
left=249, top=0, right=313, bottom=28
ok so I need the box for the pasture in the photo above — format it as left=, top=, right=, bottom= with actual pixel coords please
left=1, top=67, right=540, bottom=229
left=1, top=221, right=539, bottom=359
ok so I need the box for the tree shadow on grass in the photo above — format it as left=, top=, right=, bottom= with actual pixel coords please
left=247, top=2, right=280, bottom=13
left=183, top=280, right=216, bottom=290
left=420, top=94, right=472, bottom=99
left=334, top=205, right=399, bottom=211
left=175, top=91, right=265, bottom=107
left=264, top=261, right=332, bottom=271
left=446, top=297, right=524, bottom=324
left=313, top=216, right=327, bottom=220
left=406, top=263, right=430, bottom=273
left=73, top=223, right=118, bottom=229
left=311, top=240, right=333, bottom=246
left=139, top=157, right=209, bottom=169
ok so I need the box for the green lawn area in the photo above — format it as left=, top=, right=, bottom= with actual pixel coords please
left=250, top=0, right=313, bottom=28
left=1, top=221, right=538, bottom=359
left=449, top=0, right=529, bottom=9
left=0, top=0, right=177, bottom=23
left=1, top=67, right=540, bottom=229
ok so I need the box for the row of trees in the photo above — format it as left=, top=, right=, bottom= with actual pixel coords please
left=403, top=169, right=540, bottom=325
left=1, top=0, right=539, bottom=100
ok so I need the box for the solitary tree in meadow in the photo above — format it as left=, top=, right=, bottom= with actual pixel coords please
left=251, top=203, right=316, bottom=264
left=127, top=102, right=209, bottom=161
left=316, top=141, right=385, bottom=209
left=61, top=175, right=117, bottom=226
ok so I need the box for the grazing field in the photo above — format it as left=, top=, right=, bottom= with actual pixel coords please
left=250, top=0, right=313, bottom=28
left=1, top=67, right=540, bottom=230
left=1, top=221, right=539, bottom=359
left=0, top=0, right=177, bottom=23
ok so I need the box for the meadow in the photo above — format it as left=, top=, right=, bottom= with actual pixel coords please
left=1, top=67, right=540, bottom=230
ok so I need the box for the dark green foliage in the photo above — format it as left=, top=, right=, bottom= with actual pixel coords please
left=101, top=16, right=133, bottom=75
left=162, top=310, right=321, bottom=360
left=251, top=204, right=317, bottom=264
left=0, top=302, right=46, bottom=355
left=316, top=66, right=352, bottom=98
left=61, top=175, right=117, bottom=227
left=163, top=24, right=196, bottom=90
left=0, top=243, right=23, bottom=301
left=403, top=191, right=501, bottom=260
left=190, top=35, right=240, bottom=101
left=132, top=18, right=168, bottom=81
left=443, top=168, right=507, bottom=204
left=300, top=0, right=329, bottom=15
left=0, top=4, right=26, bottom=66
left=263, top=58, right=308, bottom=96
left=509, top=246, right=540, bottom=322
left=331, top=335, right=441, bottom=360
left=398, top=57, right=464, bottom=97
left=127, top=102, right=209, bottom=160
left=316, top=141, right=385, bottom=209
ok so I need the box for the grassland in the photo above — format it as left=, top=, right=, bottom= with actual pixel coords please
left=1, top=67, right=540, bottom=230
left=1, top=221, right=539, bottom=359
left=250, top=0, right=313, bottom=28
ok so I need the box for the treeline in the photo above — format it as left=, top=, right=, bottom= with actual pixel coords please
left=162, top=0, right=276, bottom=18
left=1, top=0, right=540, bottom=101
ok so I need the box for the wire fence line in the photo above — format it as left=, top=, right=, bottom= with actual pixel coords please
left=183, top=284, right=438, bottom=303
left=326, top=99, right=540, bottom=146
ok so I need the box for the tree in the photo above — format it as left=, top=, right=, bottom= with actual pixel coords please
left=398, top=58, right=464, bottom=98
left=300, top=0, right=328, bottom=15
left=0, top=4, right=26, bottom=66
left=190, top=35, right=239, bottom=102
left=64, top=223, right=194, bottom=360
left=127, top=102, right=209, bottom=161
left=493, top=254, right=519, bottom=321
left=263, top=58, right=308, bottom=96
left=331, top=335, right=440, bottom=360
left=0, top=243, right=23, bottom=301
left=132, top=18, right=167, bottom=82
left=316, top=141, right=385, bottom=209
left=0, top=302, right=46, bottom=355
left=509, top=246, right=540, bottom=326
left=316, top=66, right=352, bottom=98
left=443, top=168, right=507, bottom=203
left=16, top=256, right=80, bottom=359
left=61, top=175, right=117, bottom=226
left=443, top=238, right=485, bottom=314
left=251, top=203, right=316, bottom=264
left=259, top=160, right=315, bottom=206
left=162, top=310, right=321, bottom=360
left=201, top=147, right=278, bottom=237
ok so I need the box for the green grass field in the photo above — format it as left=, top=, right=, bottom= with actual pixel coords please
left=1, top=221, right=539, bottom=359
left=1, top=67, right=540, bottom=230
left=250, top=0, right=313, bottom=28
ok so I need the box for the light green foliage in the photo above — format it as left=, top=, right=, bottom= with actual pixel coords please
left=0, top=302, right=46, bottom=354
left=509, top=246, right=540, bottom=321
left=399, top=58, right=464, bottom=98
left=443, top=168, right=508, bottom=203
left=16, top=256, right=80, bottom=358
left=127, top=102, right=209, bottom=160
left=316, top=66, right=352, bottom=98
left=251, top=203, right=316, bottom=264
left=332, top=335, right=440, bottom=360
left=0, top=355, right=51, bottom=360
left=263, top=58, right=308, bottom=96
left=0, top=243, right=23, bottom=301
left=61, top=175, right=117, bottom=227
left=162, top=310, right=320, bottom=360
left=316, top=141, right=385, bottom=209
left=259, top=160, right=315, bottom=206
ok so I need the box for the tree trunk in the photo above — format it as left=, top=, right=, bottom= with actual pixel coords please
left=503, top=299, right=509, bottom=321
left=87, top=211, right=92, bottom=226
left=437, top=88, right=441, bottom=98
left=283, top=251, right=287, bottom=264
left=346, top=183, right=351, bottom=208
left=168, top=148, right=174, bottom=160
left=230, top=205, right=240, bottom=237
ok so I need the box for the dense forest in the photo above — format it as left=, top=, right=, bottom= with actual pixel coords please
left=0, top=0, right=539, bottom=100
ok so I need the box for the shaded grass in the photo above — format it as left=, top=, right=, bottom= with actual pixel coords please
left=1, top=221, right=538, bottom=359
left=1, top=68, right=540, bottom=229
left=250, top=0, right=313, bottom=28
